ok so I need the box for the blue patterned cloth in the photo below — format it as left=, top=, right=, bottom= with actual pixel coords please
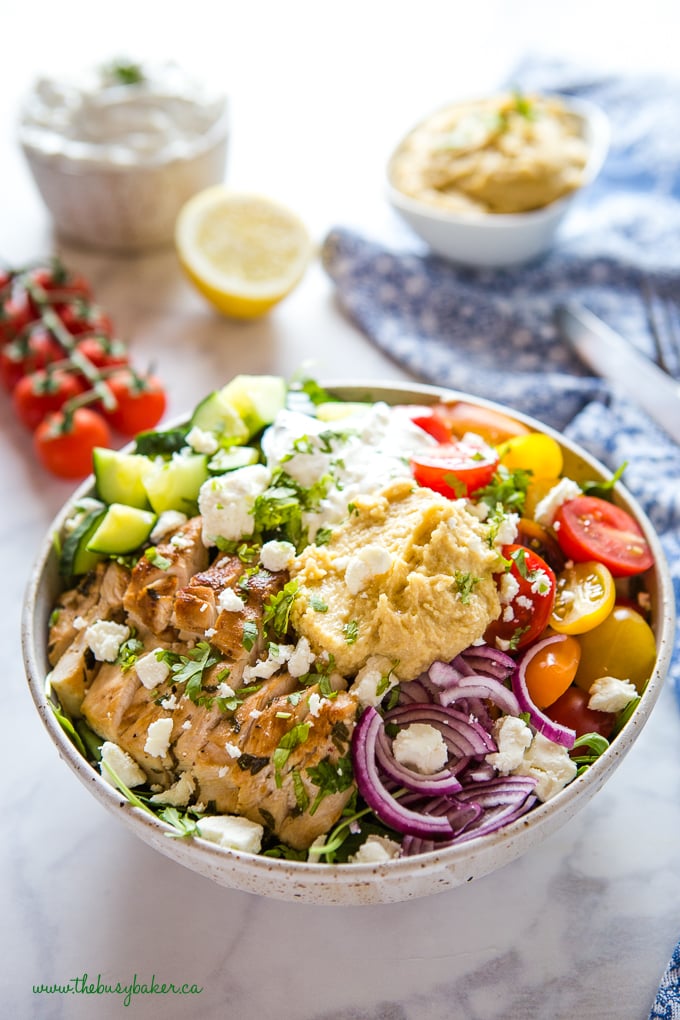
left=320, top=62, right=680, bottom=1017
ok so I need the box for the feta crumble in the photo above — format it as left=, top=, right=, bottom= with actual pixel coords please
left=135, top=649, right=170, bottom=690
left=588, top=675, right=638, bottom=713
left=150, top=771, right=195, bottom=807
left=186, top=425, right=219, bottom=455
left=217, top=588, right=246, bottom=613
left=512, top=732, right=577, bottom=801
left=350, top=655, right=399, bottom=708
left=99, top=741, right=146, bottom=788
left=393, top=723, right=448, bottom=775
left=150, top=510, right=188, bottom=543
left=198, top=464, right=271, bottom=546
left=288, top=636, right=314, bottom=678
left=196, top=814, right=264, bottom=854
left=260, top=539, right=296, bottom=573
left=486, top=716, right=533, bottom=773
left=344, top=544, right=393, bottom=595
left=349, top=835, right=402, bottom=864
left=84, top=619, right=130, bottom=663
left=533, top=477, right=582, bottom=527
left=143, top=718, right=173, bottom=758
left=225, top=742, right=242, bottom=759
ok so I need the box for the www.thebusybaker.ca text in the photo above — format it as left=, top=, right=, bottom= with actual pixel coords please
left=33, top=972, right=204, bottom=1008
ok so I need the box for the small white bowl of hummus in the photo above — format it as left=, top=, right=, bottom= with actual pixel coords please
left=18, top=59, right=229, bottom=253
left=387, top=92, right=610, bottom=267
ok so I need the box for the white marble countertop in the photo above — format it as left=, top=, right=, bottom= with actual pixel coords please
left=4, top=3, right=680, bottom=1017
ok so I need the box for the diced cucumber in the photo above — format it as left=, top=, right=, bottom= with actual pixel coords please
left=208, top=446, right=260, bottom=474
left=135, top=427, right=188, bottom=456
left=218, top=375, right=287, bottom=438
left=142, top=453, right=209, bottom=514
left=190, top=390, right=249, bottom=446
left=86, top=503, right=157, bottom=555
left=59, top=504, right=107, bottom=578
left=315, top=400, right=372, bottom=422
left=93, top=447, right=152, bottom=510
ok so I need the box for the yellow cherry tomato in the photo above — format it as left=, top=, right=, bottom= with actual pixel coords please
left=497, top=433, right=564, bottom=479
left=550, top=561, right=616, bottom=635
left=523, top=633, right=581, bottom=709
left=574, top=605, right=657, bottom=694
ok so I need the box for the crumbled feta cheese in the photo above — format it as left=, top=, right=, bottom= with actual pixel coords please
left=498, top=572, right=520, bottom=605
left=161, top=693, right=178, bottom=711
left=350, top=655, right=399, bottom=708
left=344, top=544, right=393, bottom=595
left=260, top=539, right=296, bottom=573
left=85, top=620, right=130, bottom=663
left=493, top=511, right=519, bottom=547
left=533, top=477, right=582, bottom=526
left=530, top=568, right=553, bottom=596
left=204, top=627, right=216, bottom=638
left=198, top=464, right=271, bottom=546
left=73, top=615, right=87, bottom=630
left=288, top=636, right=314, bottom=677
left=249, top=709, right=262, bottom=720
left=225, top=742, right=242, bottom=759
left=349, top=835, right=402, bottom=864
left=512, top=732, right=577, bottom=801
left=393, top=723, right=448, bottom=775
left=143, top=718, right=173, bottom=758
left=170, top=533, right=192, bottom=549
left=149, top=771, right=195, bottom=807
left=216, top=681, right=235, bottom=698
left=307, top=692, right=325, bottom=717
left=486, top=716, right=533, bottom=773
left=516, top=595, right=533, bottom=610
left=186, top=425, right=219, bottom=455
left=182, top=720, right=192, bottom=731
left=99, top=741, right=146, bottom=788
left=588, top=675, right=638, bottom=713
left=502, top=605, right=515, bottom=623
left=150, top=510, right=188, bottom=543
left=217, top=588, right=246, bottom=613
left=135, top=649, right=170, bottom=690
left=196, top=814, right=264, bottom=854
left=218, top=766, right=229, bottom=778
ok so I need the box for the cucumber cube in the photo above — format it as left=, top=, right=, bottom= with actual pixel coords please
left=142, top=453, right=209, bottom=514
left=93, top=447, right=152, bottom=510
left=86, top=504, right=157, bottom=555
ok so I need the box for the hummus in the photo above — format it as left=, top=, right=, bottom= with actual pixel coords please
left=389, top=92, right=588, bottom=215
left=290, top=479, right=502, bottom=680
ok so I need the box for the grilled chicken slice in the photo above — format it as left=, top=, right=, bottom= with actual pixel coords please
left=123, top=517, right=208, bottom=636
left=47, top=561, right=130, bottom=716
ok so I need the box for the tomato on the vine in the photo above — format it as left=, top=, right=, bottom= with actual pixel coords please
left=13, top=368, right=85, bottom=430
left=554, top=495, right=654, bottom=577
left=0, top=288, right=35, bottom=346
left=411, top=437, right=499, bottom=498
left=34, top=407, right=111, bottom=479
left=0, top=325, right=64, bottom=391
left=102, top=369, right=167, bottom=435
left=53, top=299, right=113, bottom=338
left=75, top=334, right=129, bottom=371
left=484, top=544, right=556, bottom=651
left=25, top=263, right=92, bottom=310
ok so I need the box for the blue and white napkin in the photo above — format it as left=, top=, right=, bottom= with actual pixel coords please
left=320, top=61, right=680, bottom=1016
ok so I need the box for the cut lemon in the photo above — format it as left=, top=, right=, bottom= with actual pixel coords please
left=175, top=187, right=312, bottom=319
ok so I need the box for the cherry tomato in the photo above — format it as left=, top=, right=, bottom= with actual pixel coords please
left=53, top=299, right=113, bottom=338
left=545, top=686, right=616, bottom=742
left=554, top=495, right=654, bottom=577
left=13, top=369, right=86, bottom=430
left=407, top=406, right=452, bottom=443
left=75, top=334, right=129, bottom=370
left=433, top=401, right=531, bottom=445
left=0, top=269, right=13, bottom=296
left=498, top=432, right=564, bottom=479
left=0, top=288, right=35, bottom=346
left=550, top=561, right=616, bottom=635
left=515, top=517, right=566, bottom=573
left=574, top=604, right=657, bottom=694
left=522, top=633, right=581, bottom=708
left=484, top=544, right=556, bottom=651
left=24, top=263, right=92, bottom=309
left=34, top=408, right=111, bottom=479
left=102, top=369, right=167, bottom=435
left=411, top=437, right=499, bottom=498
left=0, top=325, right=65, bottom=390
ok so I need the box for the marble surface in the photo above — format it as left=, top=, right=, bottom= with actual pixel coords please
left=4, top=3, right=680, bottom=1017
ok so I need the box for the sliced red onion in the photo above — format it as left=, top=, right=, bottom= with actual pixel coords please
left=374, top=725, right=463, bottom=796
left=437, top=674, right=520, bottom=715
left=398, top=679, right=432, bottom=704
left=351, top=707, right=456, bottom=838
left=385, top=704, right=496, bottom=758
left=428, top=660, right=470, bottom=688
left=457, top=644, right=516, bottom=681
left=512, top=635, right=577, bottom=749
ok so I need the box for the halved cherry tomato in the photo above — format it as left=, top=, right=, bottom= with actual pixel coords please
left=432, top=401, right=531, bottom=445
left=0, top=325, right=64, bottom=390
left=574, top=604, right=657, bottom=694
left=550, top=560, right=616, bottom=635
left=545, top=686, right=616, bottom=742
left=554, top=495, right=654, bottom=577
left=515, top=517, right=566, bottom=574
left=411, top=437, right=499, bottom=498
left=407, top=407, right=452, bottom=443
left=498, top=432, right=564, bottom=479
left=75, top=334, right=129, bottom=371
left=101, top=369, right=167, bottom=435
left=34, top=407, right=111, bottom=479
left=484, top=544, right=556, bottom=651
left=13, top=368, right=86, bottom=430
left=522, top=633, right=581, bottom=708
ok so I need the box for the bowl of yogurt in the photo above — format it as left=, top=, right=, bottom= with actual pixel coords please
left=18, top=60, right=229, bottom=253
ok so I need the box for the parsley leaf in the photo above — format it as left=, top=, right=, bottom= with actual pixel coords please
left=272, top=722, right=311, bottom=787
left=310, top=594, right=328, bottom=612
left=263, top=579, right=299, bottom=638
left=156, top=642, right=221, bottom=703
left=306, top=755, right=354, bottom=815
left=116, top=634, right=145, bottom=673
left=453, top=571, right=480, bottom=604
left=343, top=620, right=359, bottom=644
left=242, top=620, right=259, bottom=651
left=144, top=547, right=172, bottom=570
left=477, top=465, right=530, bottom=514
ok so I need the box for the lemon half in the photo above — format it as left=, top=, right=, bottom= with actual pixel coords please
left=175, top=187, right=313, bottom=319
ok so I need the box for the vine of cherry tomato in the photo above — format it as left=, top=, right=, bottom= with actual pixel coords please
left=1, top=257, right=167, bottom=478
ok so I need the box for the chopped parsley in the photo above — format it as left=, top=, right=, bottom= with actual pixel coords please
left=306, top=755, right=354, bottom=815
left=477, top=465, right=530, bottom=514
left=116, top=634, right=145, bottom=673
left=292, top=769, right=310, bottom=812
left=310, top=594, right=328, bottom=612
left=144, top=547, right=172, bottom=570
left=156, top=642, right=221, bottom=704
left=242, top=621, right=259, bottom=651
left=263, top=579, right=299, bottom=638
left=343, top=620, right=359, bottom=644
left=453, top=571, right=480, bottom=604
left=314, top=526, right=333, bottom=547
left=272, top=723, right=311, bottom=787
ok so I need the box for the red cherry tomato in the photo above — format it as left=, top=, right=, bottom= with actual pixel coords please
left=484, top=544, right=556, bottom=651
left=34, top=408, right=111, bottom=479
left=13, top=369, right=86, bottom=430
left=75, top=334, right=129, bottom=370
left=0, top=269, right=13, bottom=296
left=24, top=263, right=92, bottom=308
left=545, top=686, right=616, bottom=742
left=0, top=288, right=35, bottom=346
left=554, top=495, right=654, bottom=577
left=407, top=406, right=452, bottom=443
left=102, top=369, right=167, bottom=435
left=411, top=437, right=499, bottom=498
left=53, top=299, right=113, bottom=338
left=431, top=401, right=531, bottom=445
left=0, top=325, right=65, bottom=391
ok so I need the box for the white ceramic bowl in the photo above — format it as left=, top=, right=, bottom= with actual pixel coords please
left=387, top=96, right=610, bottom=268
left=22, top=381, right=674, bottom=905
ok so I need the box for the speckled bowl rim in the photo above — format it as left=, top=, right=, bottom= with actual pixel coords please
left=22, top=380, right=675, bottom=905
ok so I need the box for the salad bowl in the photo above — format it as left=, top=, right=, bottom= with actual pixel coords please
left=21, top=380, right=675, bottom=905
